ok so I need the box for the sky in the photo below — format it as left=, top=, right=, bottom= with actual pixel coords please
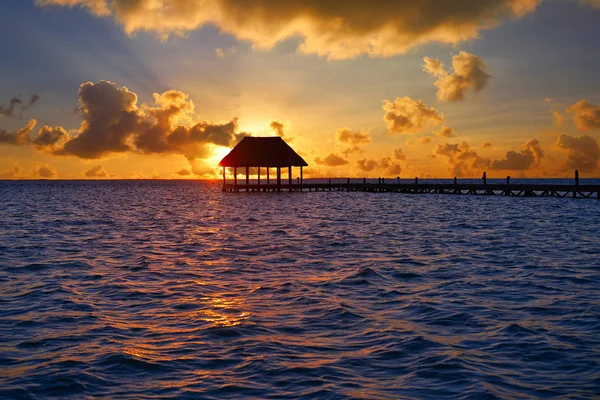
left=1, top=0, right=600, bottom=179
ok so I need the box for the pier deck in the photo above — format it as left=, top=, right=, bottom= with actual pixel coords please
left=223, top=182, right=600, bottom=199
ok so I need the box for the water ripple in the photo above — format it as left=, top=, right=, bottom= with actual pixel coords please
left=0, top=180, right=599, bottom=398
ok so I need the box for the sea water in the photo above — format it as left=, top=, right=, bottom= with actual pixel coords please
left=1, top=180, right=599, bottom=398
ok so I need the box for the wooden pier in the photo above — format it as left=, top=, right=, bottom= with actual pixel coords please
left=223, top=180, right=600, bottom=199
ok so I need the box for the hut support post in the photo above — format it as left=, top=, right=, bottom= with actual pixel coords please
left=288, top=166, right=292, bottom=187
left=246, top=166, right=249, bottom=191
left=267, top=168, right=270, bottom=186
left=234, top=167, right=237, bottom=188
left=222, top=166, right=226, bottom=191
left=277, top=167, right=281, bottom=191
left=300, top=166, right=303, bottom=184
left=258, top=167, right=260, bottom=186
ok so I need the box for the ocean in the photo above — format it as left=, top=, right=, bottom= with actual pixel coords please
left=1, top=180, right=599, bottom=399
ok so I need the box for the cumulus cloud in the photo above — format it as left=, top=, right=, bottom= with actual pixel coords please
left=435, top=125, right=456, bottom=138
left=481, top=142, right=493, bottom=149
left=31, top=126, right=68, bottom=150
left=490, top=139, right=544, bottom=170
left=423, top=51, right=491, bottom=102
left=37, top=0, right=540, bottom=59
left=383, top=97, right=444, bottom=135
left=84, top=164, right=108, bottom=177
left=314, top=153, right=348, bottom=167
left=437, top=139, right=546, bottom=175
left=0, top=81, right=249, bottom=175
left=555, top=134, right=600, bottom=172
left=357, top=157, right=402, bottom=176
left=176, top=168, right=192, bottom=176
left=33, top=164, right=58, bottom=179
left=0, top=120, right=37, bottom=145
left=57, top=81, right=141, bottom=158
left=434, top=142, right=490, bottom=177
left=335, top=128, right=371, bottom=146
left=567, top=100, right=600, bottom=131
left=46, top=81, right=246, bottom=168
left=393, top=148, right=406, bottom=161
left=423, top=57, right=447, bottom=77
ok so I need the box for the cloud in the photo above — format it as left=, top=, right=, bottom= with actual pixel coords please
left=33, top=164, right=58, bottom=179
left=357, top=157, right=402, bottom=176
left=553, top=110, right=566, bottom=128
left=579, top=0, right=600, bottom=7
left=393, top=148, right=406, bottom=161
left=423, top=51, right=491, bottom=102
left=383, top=97, right=444, bottom=135
left=37, top=0, right=540, bottom=59
left=434, top=142, right=490, bottom=176
left=36, top=80, right=245, bottom=167
left=176, top=168, right=192, bottom=176
left=481, top=142, right=492, bottom=149
left=84, top=164, right=108, bottom=177
left=57, top=81, right=140, bottom=158
left=0, top=120, right=37, bottom=145
left=269, top=119, right=293, bottom=142
left=31, top=126, right=68, bottom=149
left=335, top=128, right=371, bottom=145
left=1, top=164, right=23, bottom=179
left=423, top=57, right=447, bottom=77
left=315, top=153, right=349, bottom=167
left=407, top=136, right=433, bottom=146
left=437, top=139, right=546, bottom=175
left=215, top=46, right=237, bottom=58
left=0, top=94, right=40, bottom=118
left=434, top=125, right=456, bottom=138
left=555, top=134, right=600, bottom=172
left=567, top=100, right=600, bottom=131
left=0, top=81, right=252, bottom=177
left=490, top=139, right=544, bottom=170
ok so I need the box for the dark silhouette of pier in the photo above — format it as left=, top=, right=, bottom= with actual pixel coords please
left=222, top=170, right=600, bottom=199
left=218, top=140, right=598, bottom=199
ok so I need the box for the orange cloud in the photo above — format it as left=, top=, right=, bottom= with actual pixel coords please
left=33, top=163, right=58, bottom=179
left=269, top=120, right=293, bottom=142
left=383, top=97, right=444, bottom=135
left=315, top=153, right=349, bottom=167
left=84, top=164, right=108, bottom=178
left=567, top=100, right=600, bottom=131
left=434, top=142, right=490, bottom=177
left=555, top=134, right=600, bottom=172
left=37, top=0, right=540, bottom=59
left=423, top=51, right=491, bottom=102
left=490, top=139, right=544, bottom=170
left=335, top=128, right=371, bottom=146
left=0, top=120, right=37, bottom=145
left=357, top=157, right=402, bottom=176
left=0, top=164, right=23, bottom=179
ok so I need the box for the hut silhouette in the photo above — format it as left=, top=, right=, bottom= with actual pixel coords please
left=219, top=136, right=308, bottom=190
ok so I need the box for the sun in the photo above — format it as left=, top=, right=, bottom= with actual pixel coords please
left=207, top=145, right=232, bottom=168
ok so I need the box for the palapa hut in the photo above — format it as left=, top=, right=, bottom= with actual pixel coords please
left=219, top=136, right=308, bottom=190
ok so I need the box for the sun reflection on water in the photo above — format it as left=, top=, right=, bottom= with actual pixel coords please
left=199, top=297, right=251, bottom=327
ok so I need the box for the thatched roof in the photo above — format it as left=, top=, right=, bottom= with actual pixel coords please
left=219, top=137, right=308, bottom=167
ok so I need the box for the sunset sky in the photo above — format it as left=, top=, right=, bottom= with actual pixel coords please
left=1, top=0, right=600, bottom=179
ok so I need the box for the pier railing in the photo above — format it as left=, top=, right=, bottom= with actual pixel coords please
left=222, top=171, right=599, bottom=199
